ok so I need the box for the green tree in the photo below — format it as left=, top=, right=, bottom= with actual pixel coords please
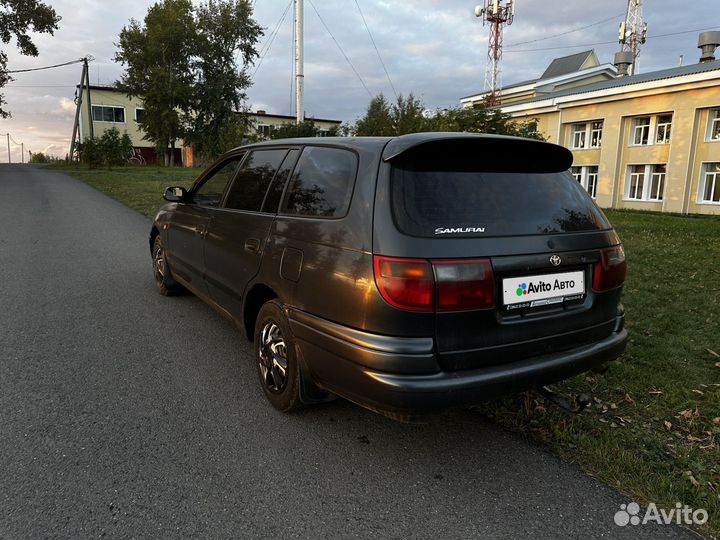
left=392, top=93, right=427, bottom=135
left=354, top=94, right=394, bottom=136
left=435, top=104, right=545, bottom=140
left=114, top=0, right=196, bottom=166
left=186, top=0, right=262, bottom=161
left=215, top=110, right=255, bottom=156
left=0, top=0, right=60, bottom=118
left=355, top=93, right=545, bottom=141
left=354, top=93, right=428, bottom=136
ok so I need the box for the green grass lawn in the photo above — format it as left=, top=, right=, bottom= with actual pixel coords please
left=56, top=164, right=720, bottom=537
left=479, top=209, right=720, bottom=538
left=49, top=164, right=202, bottom=218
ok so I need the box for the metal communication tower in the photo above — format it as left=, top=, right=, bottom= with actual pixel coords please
left=475, top=0, right=515, bottom=106
left=618, top=0, right=647, bottom=75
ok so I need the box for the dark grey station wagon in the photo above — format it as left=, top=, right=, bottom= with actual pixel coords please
left=150, top=133, right=627, bottom=420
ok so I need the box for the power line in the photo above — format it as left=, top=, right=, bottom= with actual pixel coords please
left=4, top=84, right=76, bottom=88
left=505, top=13, right=624, bottom=48
left=307, top=0, right=373, bottom=98
left=3, top=57, right=89, bottom=74
left=253, top=0, right=293, bottom=78
left=353, top=0, right=397, bottom=99
left=505, top=25, right=720, bottom=53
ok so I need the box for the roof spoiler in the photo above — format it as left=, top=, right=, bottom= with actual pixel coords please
left=382, top=132, right=573, bottom=173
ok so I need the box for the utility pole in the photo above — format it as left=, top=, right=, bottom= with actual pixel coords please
left=69, top=58, right=90, bottom=161
left=6, top=133, right=10, bottom=164
left=85, top=57, right=93, bottom=139
left=294, top=0, right=304, bottom=125
left=475, top=0, right=515, bottom=106
left=618, top=0, right=647, bottom=75
left=21, top=143, right=24, bottom=164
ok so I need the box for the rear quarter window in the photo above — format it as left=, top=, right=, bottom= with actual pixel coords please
left=281, top=147, right=358, bottom=218
left=391, top=164, right=610, bottom=238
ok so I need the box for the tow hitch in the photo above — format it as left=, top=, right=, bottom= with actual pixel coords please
left=538, top=386, right=592, bottom=414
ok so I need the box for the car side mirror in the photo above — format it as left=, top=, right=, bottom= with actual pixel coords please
left=163, top=186, right=187, bottom=203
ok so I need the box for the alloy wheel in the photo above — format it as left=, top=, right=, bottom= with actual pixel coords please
left=258, top=322, right=289, bottom=392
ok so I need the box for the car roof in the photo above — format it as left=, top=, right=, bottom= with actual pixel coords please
left=232, top=132, right=556, bottom=157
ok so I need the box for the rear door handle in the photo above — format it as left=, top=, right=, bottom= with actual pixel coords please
left=244, top=238, right=261, bottom=254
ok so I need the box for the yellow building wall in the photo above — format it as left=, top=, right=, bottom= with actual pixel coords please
left=508, top=84, right=720, bottom=215
left=79, top=88, right=149, bottom=147
left=687, top=107, right=720, bottom=215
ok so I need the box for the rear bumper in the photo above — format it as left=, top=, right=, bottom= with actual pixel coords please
left=288, top=309, right=627, bottom=418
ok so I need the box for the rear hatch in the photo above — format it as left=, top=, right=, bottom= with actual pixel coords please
left=376, top=134, right=625, bottom=371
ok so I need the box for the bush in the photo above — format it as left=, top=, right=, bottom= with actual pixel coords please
left=29, top=152, right=50, bottom=164
left=78, top=137, right=103, bottom=168
left=78, top=127, right=134, bottom=168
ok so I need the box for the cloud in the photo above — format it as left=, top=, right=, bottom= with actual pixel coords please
left=1, top=0, right=716, bottom=160
left=59, top=97, right=76, bottom=113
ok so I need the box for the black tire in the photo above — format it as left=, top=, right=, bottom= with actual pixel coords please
left=151, top=235, right=182, bottom=296
left=254, top=300, right=303, bottom=412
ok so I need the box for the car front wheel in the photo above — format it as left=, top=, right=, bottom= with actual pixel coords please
left=152, top=236, right=182, bottom=296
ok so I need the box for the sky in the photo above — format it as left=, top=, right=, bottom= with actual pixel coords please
left=0, top=0, right=718, bottom=162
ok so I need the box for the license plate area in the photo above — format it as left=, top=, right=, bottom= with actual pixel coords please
left=502, top=270, right=585, bottom=310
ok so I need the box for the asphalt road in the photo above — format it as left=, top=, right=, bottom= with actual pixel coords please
left=0, top=164, right=700, bottom=539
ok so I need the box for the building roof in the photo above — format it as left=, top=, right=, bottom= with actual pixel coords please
left=77, top=84, right=342, bottom=123
left=540, top=50, right=597, bottom=79
left=460, top=50, right=604, bottom=100
left=252, top=112, right=342, bottom=124
left=503, top=59, right=720, bottom=107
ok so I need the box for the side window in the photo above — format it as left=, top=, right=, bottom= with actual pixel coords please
left=193, top=156, right=243, bottom=207
left=224, top=149, right=288, bottom=212
left=262, top=149, right=300, bottom=213
left=281, top=147, right=358, bottom=218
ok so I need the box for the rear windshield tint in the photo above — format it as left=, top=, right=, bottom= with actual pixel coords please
left=391, top=165, right=610, bottom=238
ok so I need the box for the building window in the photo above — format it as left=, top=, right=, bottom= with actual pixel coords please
left=135, top=108, right=146, bottom=123
left=627, top=165, right=646, bottom=200
left=699, top=163, right=720, bottom=203
left=570, top=121, right=603, bottom=150
left=590, top=121, right=603, bottom=148
left=571, top=165, right=598, bottom=198
left=571, top=166, right=582, bottom=183
left=655, top=115, right=672, bottom=144
left=571, top=124, right=586, bottom=149
left=632, top=117, right=650, bottom=145
left=318, top=129, right=330, bottom=137
left=649, top=164, right=666, bottom=201
left=626, top=164, right=666, bottom=201
left=708, top=110, right=720, bottom=141
left=587, top=166, right=598, bottom=198
left=631, top=114, right=674, bottom=146
left=257, top=124, right=271, bottom=138
left=91, top=105, right=125, bottom=123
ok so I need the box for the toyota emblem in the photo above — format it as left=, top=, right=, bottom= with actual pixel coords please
left=549, top=255, right=562, bottom=267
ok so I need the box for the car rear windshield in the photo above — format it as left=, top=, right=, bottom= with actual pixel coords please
left=391, top=164, right=610, bottom=238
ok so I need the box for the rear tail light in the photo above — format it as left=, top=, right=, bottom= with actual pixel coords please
left=433, top=259, right=495, bottom=311
left=593, top=245, right=627, bottom=292
left=373, top=256, right=434, bottom=311
left=373, top=256, right=495, bottom=312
